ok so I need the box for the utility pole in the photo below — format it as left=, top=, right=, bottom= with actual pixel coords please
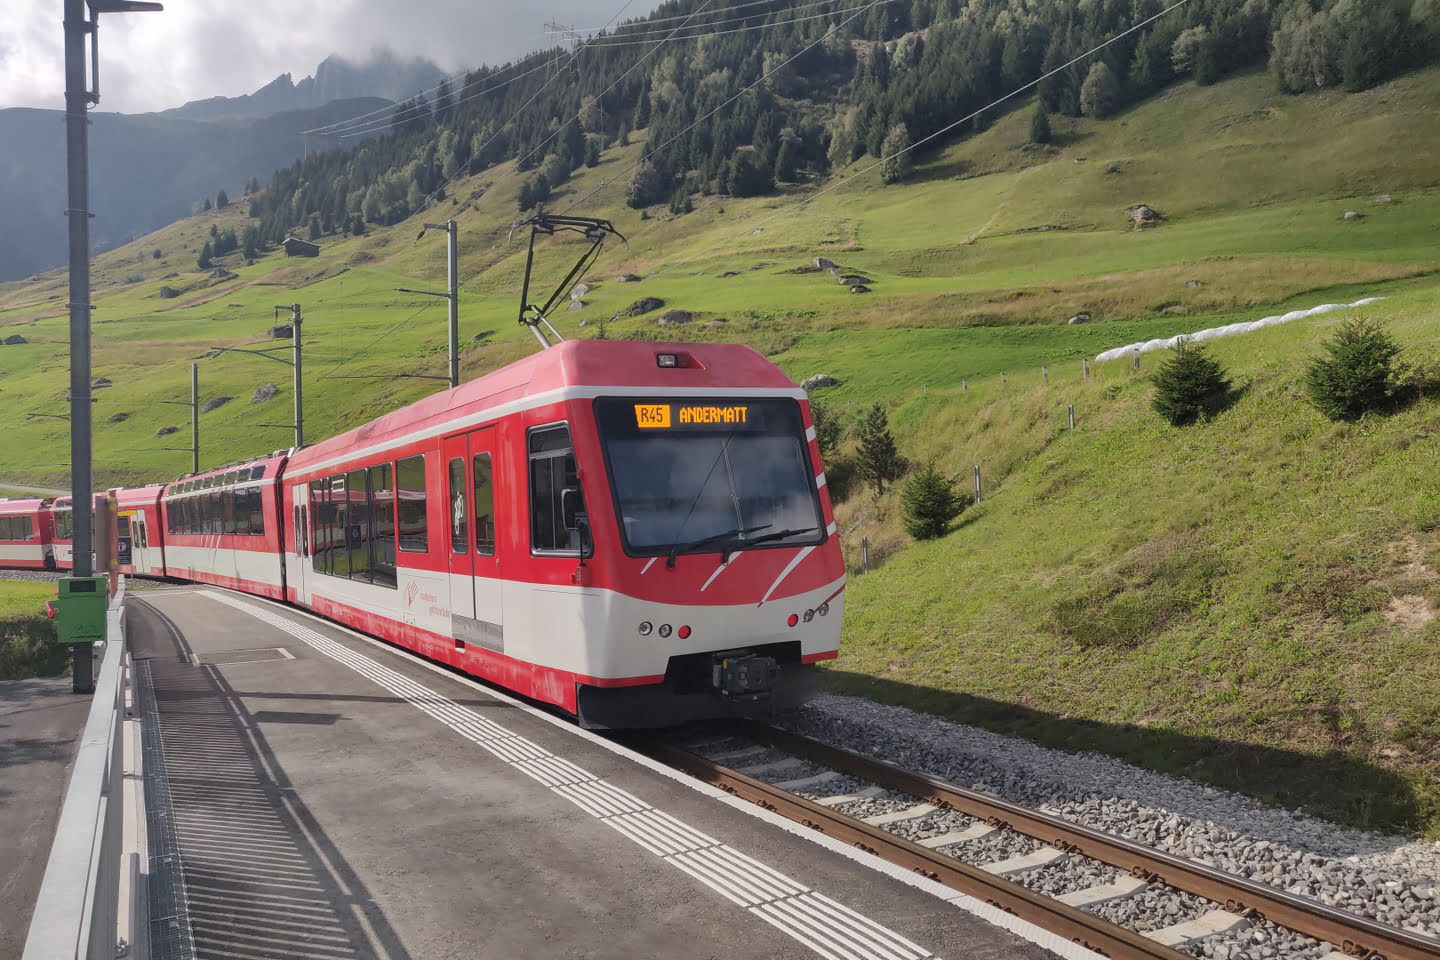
left=290, top=304, right=304, bottom=447
left=207, top=304, right=305, bottom=450
left=399, top=220, right=460, bottom=389
left=191, top=361, right=200, bottom=471
left=61, top=0, right=162, bottom=694
left=158, top=362, right=199, bottom=472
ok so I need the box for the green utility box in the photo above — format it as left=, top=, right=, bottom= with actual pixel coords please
left=56, top=576, right=107, bottom=644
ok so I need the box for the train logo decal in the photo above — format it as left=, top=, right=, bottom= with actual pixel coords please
left=405, top=581, right=420, bottom=608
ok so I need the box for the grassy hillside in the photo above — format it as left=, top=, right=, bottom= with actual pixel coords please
left=1, top=66, right=1438, bottom=829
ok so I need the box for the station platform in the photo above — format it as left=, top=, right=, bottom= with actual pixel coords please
left=126, top=585, right=1071, bottom=960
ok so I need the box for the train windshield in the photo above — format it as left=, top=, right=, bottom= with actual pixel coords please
left=594, top=397, right=825, bottom=558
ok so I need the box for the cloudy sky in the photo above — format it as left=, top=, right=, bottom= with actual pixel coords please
left=1, top=0, right=662, bottom=114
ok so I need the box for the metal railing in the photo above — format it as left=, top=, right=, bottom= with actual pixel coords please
left=22, top=579, right=136, bottom=960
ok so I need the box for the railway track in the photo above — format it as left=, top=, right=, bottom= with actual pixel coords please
left=637, top=723, right=1440, bottom=960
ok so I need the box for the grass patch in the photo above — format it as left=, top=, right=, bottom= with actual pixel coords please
left=0, top=580, right=66, bottom=681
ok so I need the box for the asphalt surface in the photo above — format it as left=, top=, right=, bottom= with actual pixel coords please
left=127, top=586, right=1060, bottom=960
left=0, top=674, right=91, bottom=960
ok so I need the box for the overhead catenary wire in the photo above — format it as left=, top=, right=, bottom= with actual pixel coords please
left=412, top=0, right=652, bottom=220
left=434, top=0, right=720, bottom=223
left=561, top=0, right=829, bottom=33
left=562, top=0, right=890, bottom=216
left=321, top=55, right=567, bottom=141
left=553, top=0, right=871, bottom=42
left=652, top=0, right=1195, bottom=278
left=323, top=0, right=651, bottom=378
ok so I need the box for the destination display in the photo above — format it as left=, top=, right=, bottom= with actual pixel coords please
left=633, top=402, right=754, bottom=430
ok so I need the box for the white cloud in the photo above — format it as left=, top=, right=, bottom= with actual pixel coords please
left=0, top=1, right=660, bottom=114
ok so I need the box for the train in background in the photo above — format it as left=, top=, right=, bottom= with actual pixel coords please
left=0, top=341, right=845, bottom=728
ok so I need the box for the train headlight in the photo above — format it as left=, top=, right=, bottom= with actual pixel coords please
left=803, top=609, right=815, bottom=623
left=638, top=621, right=653, bottom=636
left=658, top=624, right=673, bottom=638
left=818, top=603, right=830, bottom=617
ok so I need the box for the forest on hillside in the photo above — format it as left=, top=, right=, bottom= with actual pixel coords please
left=241, top=0, right=1439, bottom=254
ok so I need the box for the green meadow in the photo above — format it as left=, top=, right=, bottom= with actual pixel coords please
left=3, top=65, right=1439, bottom=829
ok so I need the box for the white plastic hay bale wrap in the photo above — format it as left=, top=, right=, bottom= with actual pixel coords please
left=1093, top=297, right=1385, bottom=363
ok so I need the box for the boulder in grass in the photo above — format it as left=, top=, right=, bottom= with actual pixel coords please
left=202, top=396, right=232, bottom=413
left=1185, top=280, right=1202, bottom=289
left=251, top=384, right=278, bottom=404
left=1126, top=204, right=1163, bottom=228
left=849, top=284, right=871, bottom=294
left=1376, top=194, right=1394, bottom=204
left=3, top=334, right=27, bottom=345
left=107, top=412, right=130, bottom=424
left=157, top=425, right=179, bottom=437
left=1343, top=211, right=1365, bottom=222
left=839, top=275, right=872, bottom=286
left=158, top=286, right=179, bottom=299
left=1068, top=313, right=1092, bottom=325
left=472, top=329, right=495, bottom=343
left=93, top=377, right=113, bottom=388
left=571, top=283, right=591, bottom=300
left=568, top=299, right=585, bottom=312
left=813, top=257, right=837, bottom=271
left=801, top=374, right=841, bottom=391
left=625, top=296, right=665, bottom=317
left=657, top=310, right=692, bottom=326
left=268, top=324, right=293, bottom=339
left=617, top=272, right=642, bottom=283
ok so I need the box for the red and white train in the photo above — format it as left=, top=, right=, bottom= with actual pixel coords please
left=0, top=341, right=846, bottom=727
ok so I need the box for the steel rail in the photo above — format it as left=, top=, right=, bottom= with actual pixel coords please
left=641, top=737, right=1192, bottom=960
left=743, top=724, right=1440, bottom=960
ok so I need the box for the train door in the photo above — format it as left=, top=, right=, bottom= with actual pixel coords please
left=443, top=428, right=505, bottom=652
left=292, top=483, right=310, bottom=605
left=443, top=434, right=476, bottom=622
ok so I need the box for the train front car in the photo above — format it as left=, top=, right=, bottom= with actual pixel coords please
left=568, top=343, right=845, bottom=727
left=282, top=339, right=842, bottom=729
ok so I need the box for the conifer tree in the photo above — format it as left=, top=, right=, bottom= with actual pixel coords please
left=856, top=403, right=905, bottom=494
left=1030, top=105, right=1052, bottom=144
left=1151, top=340, right=1233, bottom=426
left=901, top=465, right=966, bottom=540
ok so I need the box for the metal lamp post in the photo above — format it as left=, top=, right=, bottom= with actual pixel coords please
left=61, top=0, right=162, bottom=694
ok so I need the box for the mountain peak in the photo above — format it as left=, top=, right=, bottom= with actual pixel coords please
left=164, top=51, right=445, bottom=122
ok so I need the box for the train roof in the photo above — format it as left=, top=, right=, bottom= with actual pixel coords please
left=163, top=451, right=291, bottom=495
left=112, top=484, right=167, bottom=505
left=0, top=497, right=49, bottom=514
left=287, top=339, right=800, bottom=475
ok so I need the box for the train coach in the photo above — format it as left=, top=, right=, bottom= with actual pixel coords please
left=160, top=453, right=289, bottom=599
left=113, top=484, right=166, bottom=578
left=0, top=498, right=54, bottom=569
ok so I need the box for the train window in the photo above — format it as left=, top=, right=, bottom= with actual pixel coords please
left=310, top=480, right=330, bottom=573
left=473, top=452, right=496, bottom=556
left=300, top=504, right=309, bottom=558
left=369, top=463, right=396, bottom=589
left=222, top=489, right=237, bottom=536
left=447, top=458, right=468, bottom=555
left=397, top=455, right=428, bottom=553
left=252, top=465, right=266, bottom=480
left=346, top=468, right=372, bottom=583
left=528, top=425, right=588, bottom=556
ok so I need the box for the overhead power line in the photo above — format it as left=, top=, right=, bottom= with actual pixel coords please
left=653, top=0, right=1195, bottom=278
left=563, top=0, right=889, bottom=215
left=561, top=0, right=821, bottom=33
left=555, top=0, right=867, bottom=43
left=437, top=0, right=720, bottom=222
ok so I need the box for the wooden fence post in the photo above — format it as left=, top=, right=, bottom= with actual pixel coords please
left=973, top=464, right=982, bottom=503
left=1068, top=404, right=1076, bottom=430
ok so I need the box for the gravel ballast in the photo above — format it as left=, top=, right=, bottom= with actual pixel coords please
left=784, top=694, right=1440, bottom=940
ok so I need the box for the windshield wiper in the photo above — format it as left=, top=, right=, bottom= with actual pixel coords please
left=726, top=527, right=817, bottom=550
left=666, top=524, right=772, bottom=569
